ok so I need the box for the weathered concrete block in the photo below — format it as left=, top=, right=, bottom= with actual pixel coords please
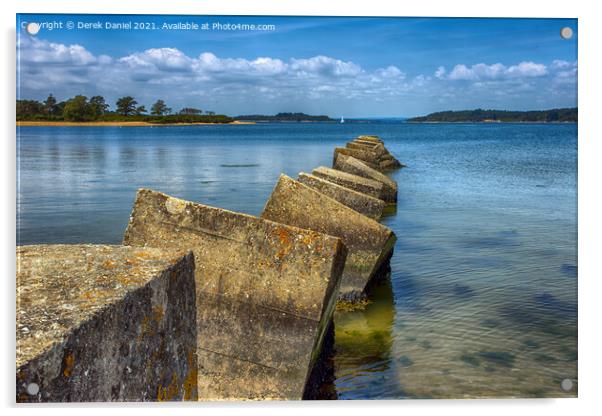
left=297, top=172, right=385, bottom=220
left=333, top=154, right=398, bottom=204
left=16, top=244, right=197, bottom=403
left=346, top=141, right=387, bottom=158
left=353, top=138, right=383, bottom=147
left=346, top=139, right=405, bottom=172
left=356, top=135, right=383, bottom=144
left=379, top=158, right=403, bottom=170
left=122, top=189, right=346, bottom=400
left=261, top=175, right=396, bottom=301
left=351, top=138, right=404, bottom=170
left=333, top=147, right=381, bottom=171
left=312, top=166, right=385, bottom=200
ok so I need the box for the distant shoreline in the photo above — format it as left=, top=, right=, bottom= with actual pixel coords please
left=406, top=120, right=577, bottom=124
left=407, top=108, right=577, bottom=123
left=17, top=120, right=255, bottom=127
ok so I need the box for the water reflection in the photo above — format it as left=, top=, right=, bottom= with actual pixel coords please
left=334, top=278, right=403, bottom=399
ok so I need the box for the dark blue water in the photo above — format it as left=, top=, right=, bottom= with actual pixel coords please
left=17, top=122, right=577, bottom=398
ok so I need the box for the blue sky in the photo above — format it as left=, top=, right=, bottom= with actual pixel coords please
left=17, top=14, right=577, bottom=117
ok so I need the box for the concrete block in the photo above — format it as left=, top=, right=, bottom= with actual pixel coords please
left=261, top=175, right=396, bottom=301
left=333, top=154, right=398, bottom=204
left=353, top=138, right=382, bottom=147
left=123, top=189, right=347, bottom=400
left=297, top=172, right=385, bottom=220
left=356, top=135, right=383, bottom=144
left=16, top=244, right=197, bottom=402
left=346, top=141, right=387, bottom=158
left=379, top=157, right=404, bottom=170
left=351, top=138, right=404, bottom=170
left=312, top=166, right=385, bottom=200
left=333, top=147, right=381, bottom=171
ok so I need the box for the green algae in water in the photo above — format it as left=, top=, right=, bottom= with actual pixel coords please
left=460, top=354, right=480, bottom=367
left=534, top=353, right=557, bottom=364
left=220, top=163, right=260, bottom=168
left=419, top=340, right=432, bottom=349
left=480, top=319, right=500, bottom=328
left=477, top=351, right=516, bottom=368
left=522, top=339, right=540, bottom=349
left=398, top=356, right=414, bottom=367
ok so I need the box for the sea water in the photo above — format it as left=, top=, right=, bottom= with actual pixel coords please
left=17, top=122, right=577, bottom=398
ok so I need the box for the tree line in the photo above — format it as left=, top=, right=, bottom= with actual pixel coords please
left=408, top=108, right=578, bottom=123
left=235, top=112, right=333, bottom=122
left=17, top=94, right=231, bottom=124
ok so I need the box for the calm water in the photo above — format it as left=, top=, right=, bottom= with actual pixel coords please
left=17, top=122, right=577, bottom=399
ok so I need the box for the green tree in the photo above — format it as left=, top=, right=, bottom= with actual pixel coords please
left=89, top=96, right=109, bottom=117
left=63, top=95, right=93, bottom=121
left=43, top=94, right=57, bottom=115
left=179, top=107, right=202, bottom=115
left=115, top=96, right=138, bottom=116
left=150, top=99, right=171, bottom=116
left=16, top=100, right=44, bottom=118
left=135, top=105, right=147, bottom=115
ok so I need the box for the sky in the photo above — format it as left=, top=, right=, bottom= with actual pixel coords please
left=16, top=14, right=578, bottom=117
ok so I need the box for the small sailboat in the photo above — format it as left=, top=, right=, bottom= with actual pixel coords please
left=340, top=116, right=345, bottom=124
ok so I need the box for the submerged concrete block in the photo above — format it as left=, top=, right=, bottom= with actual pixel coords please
left=123, top=189, right=347, bottom=400
left=297, top=172, right=385, bottom=220
left=312, top=166, right=385, bottom=200
left=333, top=147, right=381, bottom=171
left=353, top=138, right=383, bottom=147
left=16, top=244, right=197, bottom=403
left=379, top=158, right=403, bottom=170
left=356, top=135, right=383, bottom=144
left=346, top=141, right=387, bottom=158
left=261, top=175, right=396, bottom=300
left=333, top=154, right=398, bottom=204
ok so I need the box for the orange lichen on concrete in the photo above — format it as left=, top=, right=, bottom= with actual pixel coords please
left=157, top=373, right=180, bottom=402
left=62, top=352, right=75, bottom=378
left=182, top=349, right=198, bottom=401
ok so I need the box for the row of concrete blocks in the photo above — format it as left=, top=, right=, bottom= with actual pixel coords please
left=16, top=135, right=402, bottom=403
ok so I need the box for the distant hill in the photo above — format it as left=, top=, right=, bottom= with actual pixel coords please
left=408, top=108, right=577, bottom=123
left=235, top=112, right=334, bottom=122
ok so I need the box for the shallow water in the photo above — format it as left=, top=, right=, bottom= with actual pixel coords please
left=17, top=122, right=577, bottom=398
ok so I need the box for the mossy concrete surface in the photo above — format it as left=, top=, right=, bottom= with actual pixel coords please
left=333, top=147, right=382, bottom=171
left=346, top=141, right=387, bottom=158
left=356, top=135, right=383, bottom=144
left=261, top=175, right=396, bottom=300
left=297, top=172, right=385, bottom=220
left=333, top=136, right=404, bottom=172
left=312, top=166, right=385, bottom=200
left=123, top=189, right=347, bottom=400
left=333, top=154, right=398, bottom=204
left=16, top=244, right=197, bottom=402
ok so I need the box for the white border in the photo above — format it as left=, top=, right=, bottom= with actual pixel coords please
left=3, top=1, right=601, bottom=415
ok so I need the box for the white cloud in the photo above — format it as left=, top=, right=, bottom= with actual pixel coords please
left=119, top=48, right=193, bottom=72
left=290, top=55, right=363, bottom=77
left=551, top=59, right=575, bottom=69
left=16, top=37, right=577, bottom=115
left=447, top=61, right=547, bottom=81
left=506, top=61, right=547, bottom=77
left=18, top=36, right=96, bottom=65
left=17, top=40, right=418, bottom=106
left=195, top=52, right=288, bottom=76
